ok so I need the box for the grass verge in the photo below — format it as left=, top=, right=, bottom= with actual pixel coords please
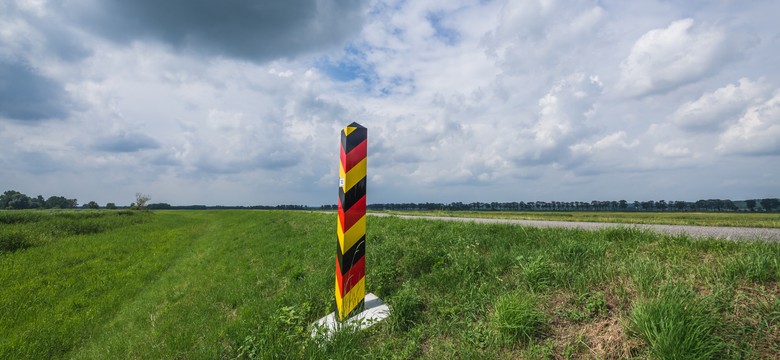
left=0, top=210, right=778, bottom=358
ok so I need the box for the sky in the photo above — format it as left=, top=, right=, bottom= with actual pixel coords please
left=1, top=0, right=779, bottom=207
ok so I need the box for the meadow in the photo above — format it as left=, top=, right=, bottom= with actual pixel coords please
left=1, top=210, right=779, bottom=359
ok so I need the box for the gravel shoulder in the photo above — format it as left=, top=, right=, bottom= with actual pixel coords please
left=369, top=213, right=780, bottom=242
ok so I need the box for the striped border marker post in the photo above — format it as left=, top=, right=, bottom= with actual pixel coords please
left=336, top=122, right=367, bottom=321
left=311, top=122, right=388, bottom=337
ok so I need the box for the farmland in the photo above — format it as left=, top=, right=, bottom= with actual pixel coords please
left=1, top=210, right=779, bottom=358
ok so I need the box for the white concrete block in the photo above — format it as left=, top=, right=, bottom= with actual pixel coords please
left=310, top=293, right=390, bottom=338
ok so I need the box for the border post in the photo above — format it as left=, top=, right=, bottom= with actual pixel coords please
left=336, top=122, right=367, bottom=321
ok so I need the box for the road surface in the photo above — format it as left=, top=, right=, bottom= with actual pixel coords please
left=369, top=213, right=780, bottom=242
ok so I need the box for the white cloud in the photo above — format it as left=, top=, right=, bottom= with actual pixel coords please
left=485, top=0, right=606, bottom=74
left=616, top=18, right=755, bottom=97
left=518, top=73, right=603, bottom=161
left=571, top=131, right=639, bottom=156
left=2, top=0, right=780, bottom=205
left=671, top=78, right=770, bottom=131
left=717, top=92, right=780, bottom=156
left=653, top=143, right=692, bottom=158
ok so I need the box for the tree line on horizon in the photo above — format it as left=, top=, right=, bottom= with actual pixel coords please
left=2, top=189, right=778, bottom=212
left=339, top=198, right=780, bottom=212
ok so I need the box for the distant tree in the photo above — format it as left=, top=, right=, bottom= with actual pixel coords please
left=1, top=190, right=23, bottom=209
left=746, top=199, right=757, bottom=211
left=87, top=201, right=99, bottom=209
left=45, top=196, right=77, bottom=209
left=760, top=198, right=780, bottom=212
left=147, top=203, right=171, bottom=210
left=105, top=202, right=117, bottom=209
left=657, top=200, right=667, bottom=211
left=29, top=195, right=45, bottom=209
left=1, top=190, right=32, bottom=209
left=134, top=193, right=151, bottom=210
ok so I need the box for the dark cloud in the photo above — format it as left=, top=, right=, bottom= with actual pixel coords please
left=196, top=150, right=300, bottom=174
left=0, top=59, right=70, bottom=121
left=1, top=2, right=90, bottom=63
left=92, top=132, right=160, bottom=153
left=8, top=151, right=65, bottom=175
left=72, top=0, right=367, bottom=62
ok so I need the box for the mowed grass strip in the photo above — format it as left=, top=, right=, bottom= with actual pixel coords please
left=1, top=210, right=779, bottom=358
left=382, top=210, right=780, bottom=228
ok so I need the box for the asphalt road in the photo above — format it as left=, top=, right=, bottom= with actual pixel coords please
left=369, top=213, right=780, bottom=242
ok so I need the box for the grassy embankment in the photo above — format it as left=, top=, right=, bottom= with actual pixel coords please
left=380, top=210, right=780, bottom=228
left=1, top=210, right=779, bottom=358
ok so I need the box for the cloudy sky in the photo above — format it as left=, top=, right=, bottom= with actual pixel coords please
left=1, top=0, right=779, bottom=206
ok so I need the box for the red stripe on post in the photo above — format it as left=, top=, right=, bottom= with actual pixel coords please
left=336, top=256, right=366, bottom=296
left=342, top=195, right=366, bottom=231
left=341, top=139, right=367, bottom=173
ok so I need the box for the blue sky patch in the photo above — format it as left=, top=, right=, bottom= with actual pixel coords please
left=427, top=12, right=460, bottom=45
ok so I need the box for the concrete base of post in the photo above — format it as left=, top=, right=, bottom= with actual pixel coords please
left=310, top=293, right=390, bottom=339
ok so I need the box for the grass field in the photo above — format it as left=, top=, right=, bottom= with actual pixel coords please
left=1, top=210, right=779, bottom=358
left=380, top=210, right=780, bottom=228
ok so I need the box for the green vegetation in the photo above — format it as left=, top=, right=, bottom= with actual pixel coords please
left=1, top=210, right=779, bottom=358
left=382, top=210, right=780, bottom=228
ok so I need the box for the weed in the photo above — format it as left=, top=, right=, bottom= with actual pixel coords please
left=463, top=321, right=491, bottom=349
left=521, top=338, right=555, bottom=358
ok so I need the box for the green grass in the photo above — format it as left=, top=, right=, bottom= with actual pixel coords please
left=1, top=210, right=779, bottom=358
left=380, top=210, right=780, bottom=228
left=628, top=284, right=724, bottom=359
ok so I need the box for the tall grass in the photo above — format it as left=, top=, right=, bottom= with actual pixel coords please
left=1, top=211, right=778, bottom=358
left=628, top=284, right=724, bottom=359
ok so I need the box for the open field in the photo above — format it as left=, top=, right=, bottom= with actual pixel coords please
left=380, top=210, right=780, bottom=228
left=2, top=210, right=780, bottom=358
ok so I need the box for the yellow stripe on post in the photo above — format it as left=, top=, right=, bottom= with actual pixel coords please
left=336, top=122, right=367, bottom=321
left=337, top=215, right=366, bottom=254
left=335, top=277, right=366, bottom=320
left=343, top=158, right=367, bottom=192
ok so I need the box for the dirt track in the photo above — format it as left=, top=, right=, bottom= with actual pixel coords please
left=369, top=213, right=780, bottom=242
